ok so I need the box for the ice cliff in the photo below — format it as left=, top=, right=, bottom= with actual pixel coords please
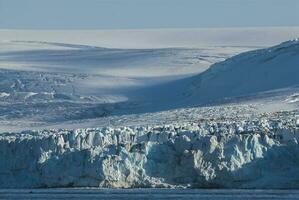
left=1, top=115, right=299, bottom=189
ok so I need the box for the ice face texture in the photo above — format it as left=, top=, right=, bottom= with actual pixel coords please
left=1, top=116, right=299, bottom=189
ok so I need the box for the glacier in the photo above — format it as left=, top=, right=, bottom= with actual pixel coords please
left=0, top=31, right=299, bottom=189
left=1, top=112, right=299, bottom=189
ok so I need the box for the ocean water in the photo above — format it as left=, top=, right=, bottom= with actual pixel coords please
left=1, top=189, right=299, bottom=200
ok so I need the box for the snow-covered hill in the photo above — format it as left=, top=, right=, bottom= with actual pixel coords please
left=0, top=37, right=298, bottom=131
left=186, top=39, right=299, bottom=105
left=0, top=38, right=299, bottom=131
left=0, top=40, right=252, bottom=131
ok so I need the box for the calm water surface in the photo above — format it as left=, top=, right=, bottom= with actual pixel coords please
left=1, top=189, right=299, bottom=200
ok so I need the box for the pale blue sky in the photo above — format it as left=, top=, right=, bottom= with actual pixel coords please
left=0, top=0, right=298, bottom=29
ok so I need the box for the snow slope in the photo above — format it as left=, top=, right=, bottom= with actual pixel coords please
left=0, top=40, right=244, bottom=77
left=0, top=37, right=298, bottom=131
left=0, top=40, right=252, bottom=131
left=186, top=39, right=299, bottom=105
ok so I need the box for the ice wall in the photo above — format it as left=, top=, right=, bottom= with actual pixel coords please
left=1, top=118, right=299, bottom=189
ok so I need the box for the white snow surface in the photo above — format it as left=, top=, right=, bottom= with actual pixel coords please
left=0, top=35, right=256, bottom=131
left=0, top=32, right=298, bottom=130
left=1, top=27, right=299, bottom=48
left=186, top=39, right=299, bottom=104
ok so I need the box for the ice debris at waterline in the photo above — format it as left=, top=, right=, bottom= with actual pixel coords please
left=1, top=115, right=299, bottom=189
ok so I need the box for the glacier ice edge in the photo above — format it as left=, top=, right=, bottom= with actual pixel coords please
left=1, top=116, right=299, bottom=189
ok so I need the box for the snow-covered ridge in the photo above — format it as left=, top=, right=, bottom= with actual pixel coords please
left=1, top=114, right=299, bottom=189
left=1, top=38, right=298, bottom=131
left=187, top=38, right=299, bottom=104
left=0, top=40, right=251, bottom=130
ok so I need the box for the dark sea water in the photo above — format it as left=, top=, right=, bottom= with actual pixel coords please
left=1, top=189, right=299, bottom=200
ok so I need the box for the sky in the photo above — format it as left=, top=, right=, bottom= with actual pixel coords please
left=0, top=0, right=298, bottom=29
